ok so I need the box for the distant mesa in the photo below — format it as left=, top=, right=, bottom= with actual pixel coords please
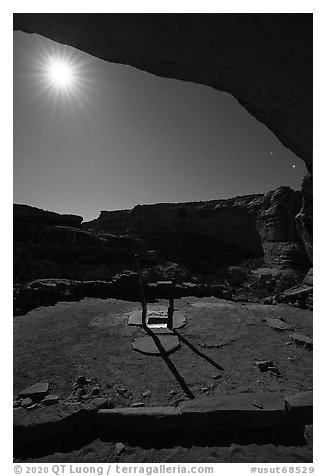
left=14, top=204, right=83, bottom=228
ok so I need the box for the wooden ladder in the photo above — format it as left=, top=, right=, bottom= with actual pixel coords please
left=134, top=254, right=176, bottom=329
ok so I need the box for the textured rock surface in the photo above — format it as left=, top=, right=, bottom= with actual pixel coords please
left=296, top=173, right=313, bottom=262
left=97, top=407, right=181, bottom=432
left=14, top=204, right=145, bottom=284
left=13, top=14, right=313, bottom=258
left=14, top=400, right=105, bottom=449
left=85, top=187, right=309, bottom=269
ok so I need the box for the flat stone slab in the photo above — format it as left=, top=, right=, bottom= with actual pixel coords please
left=97, top=407, right=180, bottom=432
left=173, top=310, right=187, bottom=328
left=128, top=309, right=145, bottom=326
left=290, top=333, right=313, bottom=350
left=178, top=392, right=287, bottom=431
left=19, top=381, right=49, bottom=401
left=131, top=335, right=180, bottom=355
left=265, top=318, right=293, bottom=331
left=281, top=285, right=312, bottom=298
left=128, top=307, right=186, bottom=329
left=42, top=394, right=59, bottom=406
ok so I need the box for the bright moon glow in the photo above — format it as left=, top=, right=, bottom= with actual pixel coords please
left=47, top=58, right=74, bottom=88
left=48, top=60, right=72, bottom=85
left=19, top=37, right=94, bottom=109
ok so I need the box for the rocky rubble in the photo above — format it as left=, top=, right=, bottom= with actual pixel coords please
left=274, top=285, right=313, bottom=309
left=13, top=274, right=232, bottom=316
left=262, top=268, right=313, bottom=310
left=13, top=263, right=313, bottom=316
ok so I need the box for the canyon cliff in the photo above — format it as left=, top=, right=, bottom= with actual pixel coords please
left=13, top=14, right=313, bottom=261
left=84, top=187, right=309, bottom=270
left=13, top=190, right=311, bottom=314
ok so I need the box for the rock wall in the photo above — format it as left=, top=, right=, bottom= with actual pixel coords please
left=14, top=204, right=83, bottom=228
left=295, top=173, right=313, bottom=262
left=131, top=200, right=262, bottom=257
left=84, top=187, right=309, bottom=269
left=84, top=209, right=132, bottom=235
left=13, top=13, right=313, bottom=261
left=13, top=204, right=144, bottom=284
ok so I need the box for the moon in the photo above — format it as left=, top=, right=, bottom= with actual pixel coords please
left=46, top=58, right=75, bottom=89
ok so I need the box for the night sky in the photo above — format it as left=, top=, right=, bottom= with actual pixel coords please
left=13, top=31, right=306, bottom=222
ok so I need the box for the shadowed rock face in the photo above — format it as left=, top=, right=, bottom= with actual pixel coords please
left=13, top=204, right=145, bottom=284
left=13, top=13, right=312, bottom=260
left=14, top=204, right=83, bottom=228
left=295, top=173, right=313, bottom=262
left=85, top=187, right=309, bottom=269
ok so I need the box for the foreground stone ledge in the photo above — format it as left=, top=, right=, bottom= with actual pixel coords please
left=97, top=393, right=292, bottom=434
left=97, top=407, right=181, bottom=432
left=284, top=391, right=313, bottom=424
left=178, top=393, right=287, bottom=431
left=14, top=399, right=107, bottom=448
left=14, top=392, right=313, bottom=449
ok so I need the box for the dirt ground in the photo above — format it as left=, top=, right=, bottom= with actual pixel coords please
left=13, top=296, right=313, bottom=462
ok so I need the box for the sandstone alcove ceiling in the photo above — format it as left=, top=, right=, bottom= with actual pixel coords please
left=13, top=13, right=312, bottom=260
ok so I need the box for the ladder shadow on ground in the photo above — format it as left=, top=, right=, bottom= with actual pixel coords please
left=144, top=326, right=195, bottom=399
left=143, top=326, right=224, bottom=399
left=172, top=329, right=224, bottom=372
